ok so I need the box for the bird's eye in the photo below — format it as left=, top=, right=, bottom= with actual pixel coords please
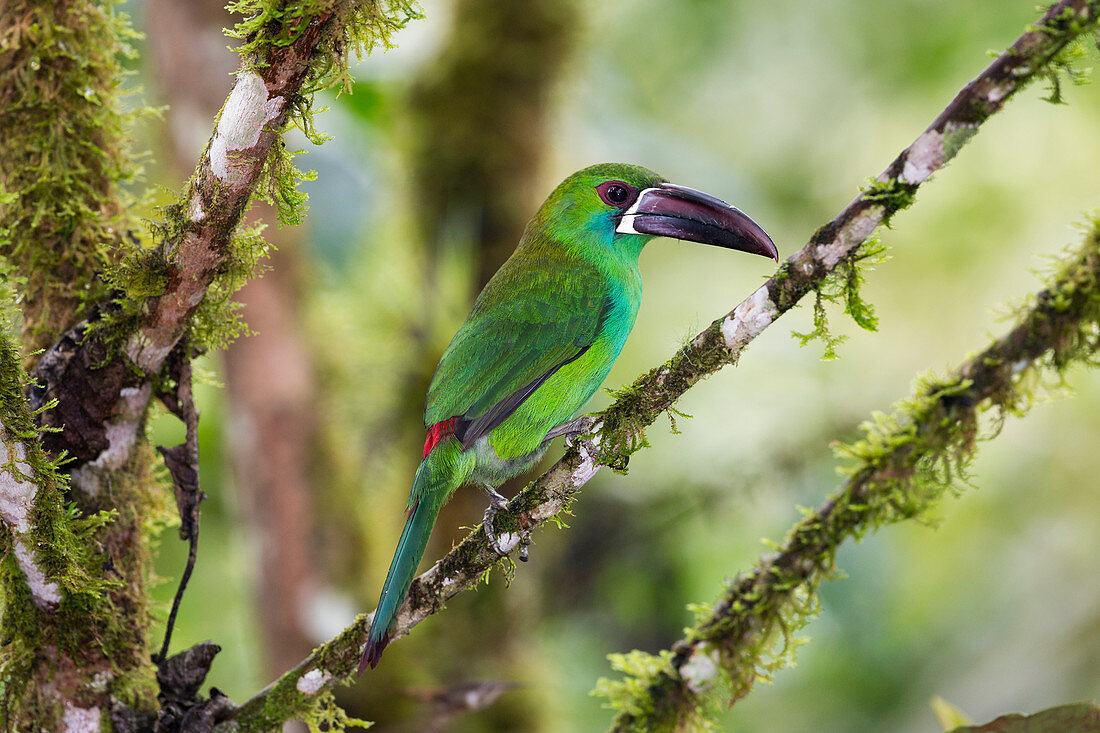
left=596, top=180, right=637, bottom=208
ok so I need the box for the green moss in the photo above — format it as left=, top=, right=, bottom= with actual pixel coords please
left=792, top=234, right=887, bottom=359
left=595, top=646, right=736, bottom=732
left=188, top=219, right=271, bottom=352
left=597, top=330, right=734, bottom=471
left=771, top=259, right=794, bottom=283
left=792, top=288, right=846, bottom=360
left=301, top=690, right=372, bottom=732
left=1036, top=39, right=1090, bottom=104
left=223, top=0, right=422, bottom=228
left=0, top=4, right=165, bottom=719
left=1022, top=4, right=1100, bottom=106
left=859, top=176, right=918, bottom=223
left=0, top=0, right=149, bottom=355
left=232, top=662, right=373, bottom=732
left=593, top=651, right=675, bottom=726
left=0, top=330, right=137, bottom=722
left=941, top=123, right=979, bottom=161
left=94, top=204, right=269, bottom=361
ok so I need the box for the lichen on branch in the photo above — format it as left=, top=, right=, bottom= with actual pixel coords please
left=597, top=216, right=1100, bottom=731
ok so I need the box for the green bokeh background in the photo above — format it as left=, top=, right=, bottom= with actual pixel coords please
left=140, top=1, right=1100, bottom=730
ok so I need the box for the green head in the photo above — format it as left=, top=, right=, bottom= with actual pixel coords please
left=527, top=162, right=778, bottom=263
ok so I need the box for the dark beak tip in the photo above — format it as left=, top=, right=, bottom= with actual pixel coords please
left=627, top=184, right=779, bottom=262
left=739, top=226, right=778, bottom=262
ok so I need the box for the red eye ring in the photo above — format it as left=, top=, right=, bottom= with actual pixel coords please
left=596, top=180, right=638, bottom=208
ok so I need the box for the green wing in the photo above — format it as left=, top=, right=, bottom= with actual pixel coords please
left=424, top=251, right=608, bottom=445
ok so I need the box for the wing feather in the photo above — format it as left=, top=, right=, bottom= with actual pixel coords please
left=424, top=251, right=608, bottom=442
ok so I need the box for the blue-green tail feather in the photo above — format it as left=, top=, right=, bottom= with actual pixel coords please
left=361, top=447, right=465, bottom=672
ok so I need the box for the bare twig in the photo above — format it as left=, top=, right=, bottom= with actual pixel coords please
left=155, top=342, right=203, bottom=666
left=224, top=2, right=1100, bottom=727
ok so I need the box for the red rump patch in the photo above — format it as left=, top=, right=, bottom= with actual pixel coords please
left=423, top=417, right=458, bottom=458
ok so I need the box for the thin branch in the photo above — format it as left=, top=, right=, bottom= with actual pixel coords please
left=154, top=343, right=203, bottom=666
left=224, top=1, right=1100, bottom=727
left=604, top=218, right=1100, bottom=731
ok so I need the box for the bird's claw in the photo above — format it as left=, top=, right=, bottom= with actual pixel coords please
left=481, top=499, right=504, bottom=553
left=481, top=492, right=532, bottom=561
left=545, top=415, right=599, bottom=446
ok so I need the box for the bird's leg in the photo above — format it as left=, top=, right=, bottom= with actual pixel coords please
left=478, top=483, right=531, bottom=561
left=477, top=419, right=598, bottom=562
left=543, top=415, right=598, bottom=444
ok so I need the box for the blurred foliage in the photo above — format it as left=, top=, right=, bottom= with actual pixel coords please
left=946, top=701, right=1100, bottom=732
left=138, top=0, right=1100, bottom=731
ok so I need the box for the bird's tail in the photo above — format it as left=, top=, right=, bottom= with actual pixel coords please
left=360, top=439, right=470, bottom=673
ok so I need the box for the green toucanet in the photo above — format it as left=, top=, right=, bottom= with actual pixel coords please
left=362, top=162, right=777, bottom=671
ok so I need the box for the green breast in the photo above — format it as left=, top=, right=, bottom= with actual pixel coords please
left=486, top=270, right=642, bottom=461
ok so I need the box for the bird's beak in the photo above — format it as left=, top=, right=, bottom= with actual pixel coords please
left=616, top=183, right=778, bottom=261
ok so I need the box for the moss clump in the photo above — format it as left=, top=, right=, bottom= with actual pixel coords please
left=1036, top=38, right=1090, bottom=105
left=224, top=0, right=422, bottom=228
left=593, top=650, right=678, bottom=729
left=302, top=689, right=372, bottom=732
left=860, top=176, right=919, bottom=223
left=792, top=234, right=887, bottom=359
left=595, top=645, right=737, bottom=733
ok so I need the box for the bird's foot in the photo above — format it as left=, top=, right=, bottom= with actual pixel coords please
left=479, top=485, right=532, bottom=562
left=544, top=415, right=599, bottom=445
left=480, top=490, right=507, bottom=552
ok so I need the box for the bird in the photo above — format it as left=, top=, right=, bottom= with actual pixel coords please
left=361, top=162, right=777, bottom=672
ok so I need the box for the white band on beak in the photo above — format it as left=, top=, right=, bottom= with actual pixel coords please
left=616, top=214, right=639, bottom=235
left=615, top=187, right=660, bottom=235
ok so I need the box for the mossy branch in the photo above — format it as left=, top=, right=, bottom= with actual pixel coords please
left=2, top=3, right=167, bottom=726
left=598, top=217, right=1100, bottom=730
left=31, top=0, right=420, bottom=471
left=2, top=2, right=420, bottom=728
left=0, top=328, right=111, bottom=610
left=223, top=2, right=1100, bottom=727
left=0, top=326, right=120, bottom=726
